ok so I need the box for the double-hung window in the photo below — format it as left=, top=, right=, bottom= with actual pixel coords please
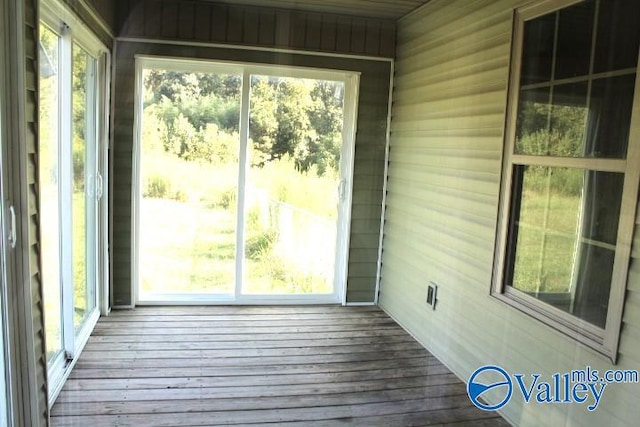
left=494, top=0, right=640, bottom=360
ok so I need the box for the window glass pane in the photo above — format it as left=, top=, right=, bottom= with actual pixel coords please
left=138, top=69, right=241, bottom=297
left=555, top=0, right=594, bottom=80
left=516, top=78, right=633, bottom=158
left=244, top=76, right=344, bottom=295
left=515, top=83, right=591, bottom=157
left=507, top=166, right=623, bottom=328
left=72, top=43, right=96, bottom=331
left=38, top=24, right=64, bottom=363
left=515, top=87, right=551, bottom=155
left=549, top=82, right=588, bottom=156
left=587, top=75, right=635, bottom=158
left=520, top=13, right=556, bottom=85
left=594, top=0, right=640, bottom=73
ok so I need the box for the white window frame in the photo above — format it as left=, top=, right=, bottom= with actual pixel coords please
left=132, top=56, right=359, bottom=306
left=0, top=0, right=13, bottom=421
left=40, top=0, right=110, bottom=405
left=492, top=0, right=640, bottom=362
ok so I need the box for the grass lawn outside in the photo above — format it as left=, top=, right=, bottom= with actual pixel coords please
left=139, top=154, right=338, bottom=297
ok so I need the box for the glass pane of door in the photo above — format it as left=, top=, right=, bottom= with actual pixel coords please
left=138, top=69, right=242, bottom=298
left=72, top=43, right=97, bottom=331
left=243, top=75, right=345, bottom=295
left=38, top=24, right=64, bottom=365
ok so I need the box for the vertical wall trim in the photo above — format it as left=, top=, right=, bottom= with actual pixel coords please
left=339, top=73, right=360, bottom=306
left=108, top=41, right=117, bottom=310
left=130, top=55, right=143, bottom=308
left=375, top=59, right=394, bottom=305
left=100, top=50, right=112, bottom=316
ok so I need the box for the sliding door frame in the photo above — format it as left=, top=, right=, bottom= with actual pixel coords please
left=40, top=0, right=110, bottom=405
left=132, top=55, right=359, bottom=306
left=0, top=0, right=13, bottom=421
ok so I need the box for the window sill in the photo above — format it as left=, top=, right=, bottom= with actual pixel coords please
left=490, top=289, right=618, bottom=364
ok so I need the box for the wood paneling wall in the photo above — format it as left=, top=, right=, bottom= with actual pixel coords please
left=87, top=0, right=116, bottom=31
left=111, top=41, right=391, bottom=306
left=381, top=0, right=640, bottom=426
left=116, top=0, right=396, bottom=58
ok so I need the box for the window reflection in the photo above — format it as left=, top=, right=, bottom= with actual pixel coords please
left=587, top=75, right=635, bottom=157
left=515, top=0, right=638, bottom=160
left=507, top=166, right=623, bottom=328
left=594, top=0, right=640, bottom=73
left=555, top=0, right=594, bottom=79
left=520, top=13, right=555, bottom=85
left=516, top=76, right=634, bottom=159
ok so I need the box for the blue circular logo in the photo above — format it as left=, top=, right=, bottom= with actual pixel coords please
left=467, top=365, right=513, bottom=411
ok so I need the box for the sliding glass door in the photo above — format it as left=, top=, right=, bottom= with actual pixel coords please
left=39, top=1, right=108, bottom=401
left=136, top=58, right=358, bottom=304
left=71, top=42, right=98, bottom=331
left=39, top=20, right=65, bottom=380
left=137, top=68, right=242, bottom=299
left=243, top=75, right=346, bottom=296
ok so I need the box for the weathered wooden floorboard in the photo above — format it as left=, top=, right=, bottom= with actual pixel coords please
left=77, top=342, right=428, bottom=361
left=73, top=349, right=431, bottom=369
left=91, top=324, right=401, bottom=335
left=83, top=335, right=416, bottom=351
left=50, top=397, right=489, bottom=426
left=104, top=306, right=381, bottom=316
left=51, top=388, right=472, bottom=416
left=93, top=317, right=398, bottom=329
left=51, top=306, right=509, bottom=426
left=56, top=379, right=468, bottom=404
left=220, top=407, right=507, bottom=427
left=69, top=356, right=441, bottom=379
left=63, top=368, right=458, bottom=391
left=87, top=328, right=406, bottom=343
left=100, top=312, right=391, bottom=322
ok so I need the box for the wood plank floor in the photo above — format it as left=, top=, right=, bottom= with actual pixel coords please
left=51, top=306, right=508, bottom=426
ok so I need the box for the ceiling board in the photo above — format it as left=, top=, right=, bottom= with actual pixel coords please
left=198, top=0, right=429, bottom=20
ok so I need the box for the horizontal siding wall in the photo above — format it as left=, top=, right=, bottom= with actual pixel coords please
left=27, top=0, right=48, bottom=422
left=111, top=40, right=391, bottom=306
left=116, top=0, right=396, bottom=58
left=380, top=0, right=640, bottom=426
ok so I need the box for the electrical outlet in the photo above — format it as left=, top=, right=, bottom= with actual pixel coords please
left=426, top=282, right=438, bottom=310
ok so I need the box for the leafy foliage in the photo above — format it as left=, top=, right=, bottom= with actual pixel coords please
left=142, top=70, right=344, bottom=176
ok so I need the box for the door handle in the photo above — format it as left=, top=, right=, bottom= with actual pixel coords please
left=8, top=205, right=16, bottom=249
left=96, top=171, right=104, bottom=200
left=338, top=179, right=346, bottom=201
